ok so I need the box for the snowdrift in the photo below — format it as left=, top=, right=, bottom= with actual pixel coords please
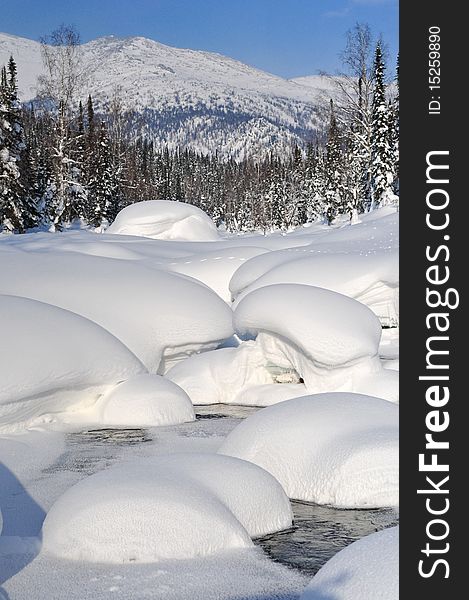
left=234, top=284, right=398, bottom=402
left=219, top=393, right=399, bottom=507
left=232, top=250, right=399, bottom=326
left=300, top=526, right=398, bottom=600
left=0, top=249, right=234, bottom=373
left=106, top=200, right=221, bottom=241
left=0, top=295, right=145, bottom=432
left=42, top=453, right=292, bottom=563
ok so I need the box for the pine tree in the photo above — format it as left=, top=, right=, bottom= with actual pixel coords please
left=370, top=41, right=395, bottom=208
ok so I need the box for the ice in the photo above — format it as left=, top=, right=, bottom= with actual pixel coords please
left=42, top=453, right=292, bottom=563
left=0, top=295, right=145, bottom=432
left=106, top=200, right=221, bottom=241
left=300, top=526, right=398, bottom=600
left=97, top=374, right=195, bottom=427
left=219, top=393, right=399, bottom=507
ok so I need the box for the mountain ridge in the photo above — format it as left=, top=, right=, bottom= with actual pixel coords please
left=0, top=32, right=333, bottom=159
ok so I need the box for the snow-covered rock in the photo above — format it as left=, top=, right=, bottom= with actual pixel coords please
left=300, top=527, right=398, bottom=600
left=107, top=200, right=221, bottom=241
left=142, top=454, right=293, bottom=538
left=234, top=283, right=398, bottom=402
left=98, top=374, right=195, bottom=427
left=42, top=453, right=292, bottom=563
left=0, top=295, right=145, bottom=432
left=0, top=249, right=234, bottom=373
left=232, top=250, right=399, bottom=326
left=219, top=393, right=399, bottom=507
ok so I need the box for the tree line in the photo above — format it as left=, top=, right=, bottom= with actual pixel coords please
left=0, top=23, right=398, bottom=234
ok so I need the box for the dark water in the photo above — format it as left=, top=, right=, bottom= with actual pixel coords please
left=195, top=403, right=260, bottom=420
left=69, top=427, right=153, bottom=446
left=256, top=500, right=398, bottom=577
left=45, top=405, right=399, bottom=578
left=42, top=428, right=153, bottom=476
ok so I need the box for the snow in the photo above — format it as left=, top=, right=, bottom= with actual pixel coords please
left=0, top=249, right=234, bottom=374
left=219, top=393, right=399, bottom=508
left=235, top=284, right=382, bottom=365
left=233, top=383, right=309, bottom=406
left=42, top=453, right=292, bottom=563
left=0, top=295, right=145, bottom=432
left=106, top=200, right=221, bottom=241
left=0, top=33, right=329, bottom=160
left=0, top=205, right=398, bottom=598
left=300, top=526, right=398, bottom=600
left=97, top=375, right=195, bottom=427
left=234, top=284, right=398, bottom=402
left=164, top=245, right=268, bottom=302
left=166, top=343, right=275, bottom=405
left=232, top=250, right=399, bottom=326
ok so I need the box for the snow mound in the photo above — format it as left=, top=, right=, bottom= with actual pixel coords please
left=0, top=250, right=234, bottom=373
left=219, top=393, right=399, bottom=507
left=42, top=453, right=292, bottom=563
left=98, top=374, right=195, bottom=427
left=143, top=454, right=293, bottom=537
left=300, top=526, right=398, bottom=600
left=0, top=295, right=145, bottom=432
left=234, top=284, right=381, bottom=367
left=232, top=250, right=399, bottom=326
left=107, top=200, right=221, bottom=241
left=234, top=284, right=398, bottom=402
left=166, top=343, right=274, bottom=405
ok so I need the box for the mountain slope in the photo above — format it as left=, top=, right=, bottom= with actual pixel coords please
left=0, top=32, right=333, bottom=159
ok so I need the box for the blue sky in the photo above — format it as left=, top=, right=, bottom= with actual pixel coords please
left=2, top=0, right=398, bottom=78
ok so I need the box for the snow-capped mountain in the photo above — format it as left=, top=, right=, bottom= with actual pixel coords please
left=0, top=32, right=334, bottom=159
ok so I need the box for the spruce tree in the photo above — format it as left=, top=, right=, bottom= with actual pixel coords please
left=370, top=41, right=395, bottom=207
left=87, top=120, right=118, bottom=227
left=390, top=54, right=399, bottom=195
left=0, top=58, right=35, bottom=232
left=323, top=100, right=343, bottom=225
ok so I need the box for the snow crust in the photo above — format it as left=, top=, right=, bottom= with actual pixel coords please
left=219, top=393, right=399, bottom=507
left=107, top=200, right=221, bottom=241
left=300, top=526, right=398, bottom=600
left=42, top=453, right=292, bottom=563
left=0, top=295, right=145, bottom=432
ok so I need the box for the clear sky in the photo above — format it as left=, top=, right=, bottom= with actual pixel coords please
left=2, top=0, right=398, bottom=78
